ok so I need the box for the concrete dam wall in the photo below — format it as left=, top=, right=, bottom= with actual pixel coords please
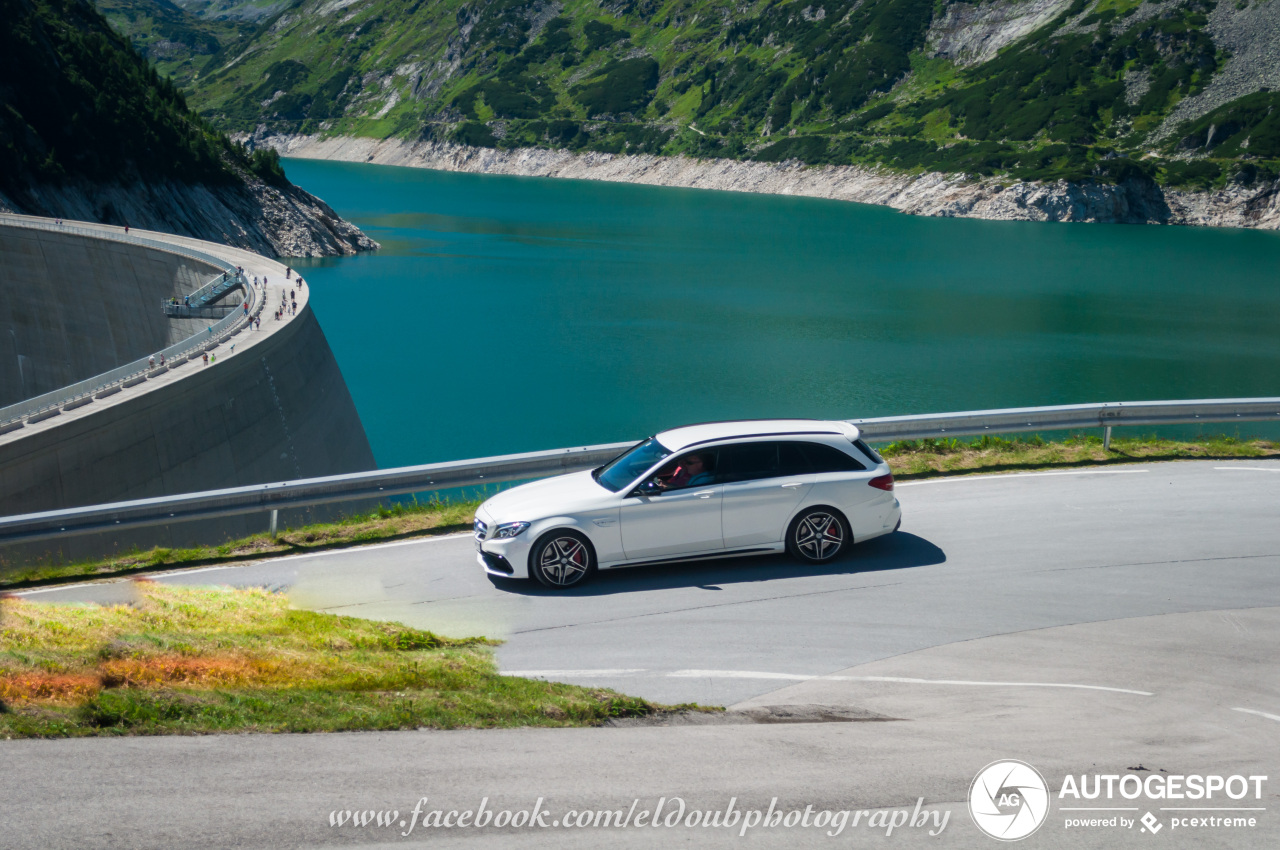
left=0, top=219, right=376, bottom=567
left=0, top=225, right=238, bottom=406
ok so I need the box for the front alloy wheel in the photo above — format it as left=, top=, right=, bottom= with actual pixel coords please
left=787, top=508, right=849, bottom=563
left=531, top=531, right=596, bottom=589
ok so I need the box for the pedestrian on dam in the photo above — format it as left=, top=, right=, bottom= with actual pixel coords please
left=159, top=353, right=165, bottom=367
left=210, top=352, right=216, bottom=364
left=202, top=352, right=208, bottom=365
left=149, top=355, right=155, bottom=369
left=286, top=267, right=291, bottom=279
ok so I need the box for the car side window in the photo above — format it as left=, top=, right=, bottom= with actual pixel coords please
left=717, top=442, right=781, bottom=483
left=798, top=441, right=867, bottom=473
left=778, top=442, right=812, bottom=477
left=652, top=449, right=719, bottom=492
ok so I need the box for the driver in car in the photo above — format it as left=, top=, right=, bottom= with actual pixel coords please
left=660, top=453, right=714, bottom=489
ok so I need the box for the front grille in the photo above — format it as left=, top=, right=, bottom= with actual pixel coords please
left=481, top=551, right=514, bottom=575
left=474, top=519, right=488, bottom=541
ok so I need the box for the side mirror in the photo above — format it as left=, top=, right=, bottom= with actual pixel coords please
left=630, top=477, right=666, bottom=498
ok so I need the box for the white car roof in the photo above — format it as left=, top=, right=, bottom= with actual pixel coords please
left=654, top=419, right=860, bottom=453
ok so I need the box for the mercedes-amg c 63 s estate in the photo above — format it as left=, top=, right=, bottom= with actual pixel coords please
left=474, top=419, right=901, bottom=589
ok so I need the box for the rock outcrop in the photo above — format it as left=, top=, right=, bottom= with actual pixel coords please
left=927, top=0, right=1074, bottom=67
left=261, top=134, right=1280, bottom=231
left=1151, top=0, right=1280, bottom=142
left=0, top=175, right=376, bottom=259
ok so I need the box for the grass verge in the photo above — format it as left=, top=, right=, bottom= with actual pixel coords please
left=1, top=498, right=482, bottom=589
left=880, top=433, right=1280, bottom=478
left=0, top=583, right=691, bottom=738
left=3, top=435, right=1277, bottom=590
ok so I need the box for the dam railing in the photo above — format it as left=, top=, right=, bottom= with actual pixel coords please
left=0, top=396, right=1277, bottom=545
left=0, top=216, right=261, bottom=430
left=0, top=214, right=243, bottom=280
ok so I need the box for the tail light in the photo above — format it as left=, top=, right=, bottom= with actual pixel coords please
left=868, top=474, right=894, bottom=491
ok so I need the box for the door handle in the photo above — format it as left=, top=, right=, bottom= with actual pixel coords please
left=781, top=482, right=803, bottom=489
left=695, top=490, right=715, bottom=498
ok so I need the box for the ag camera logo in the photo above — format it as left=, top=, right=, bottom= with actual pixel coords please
left=969, top=760, right=1051, bottom=841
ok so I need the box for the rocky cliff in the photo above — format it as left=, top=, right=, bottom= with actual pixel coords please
left=0, top=175, right=376, bottom=258
left=264, top=134, right=1280, bottom=231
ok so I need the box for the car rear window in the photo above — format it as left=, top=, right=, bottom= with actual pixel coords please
left=799, top=442, right=867, bottom=473
left=852, top=438, right=884, bottom=466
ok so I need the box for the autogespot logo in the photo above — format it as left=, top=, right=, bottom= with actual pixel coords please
left=969, top=760, right=1051, bottom=841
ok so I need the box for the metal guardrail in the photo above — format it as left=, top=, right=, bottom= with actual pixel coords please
left=0, top=443, right=634, bottom=544
left=848, top=397, right=1280, bottom=442
left=0, top=217, right=259, bottom=429
left=0, top=214, right=240, bottom=278
left=1, top=396, right=1277, bottom=545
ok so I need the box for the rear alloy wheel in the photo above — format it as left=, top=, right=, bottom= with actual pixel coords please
left=530, top=530, right=596, bottom=589
left=786, top=508, right=850, bottom=563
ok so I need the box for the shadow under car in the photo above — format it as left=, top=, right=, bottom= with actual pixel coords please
left=489, top=531, right=945, bottom=596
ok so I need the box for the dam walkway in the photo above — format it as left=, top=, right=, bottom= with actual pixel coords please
left=0, top=215, right=303, bottom=437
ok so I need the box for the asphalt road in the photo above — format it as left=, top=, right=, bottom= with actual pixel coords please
left=7, top=459, right=1280, bottom=848
left=21, top=459, right=1280, bottom=705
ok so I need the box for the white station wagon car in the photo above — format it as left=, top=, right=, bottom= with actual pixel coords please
left=475, top=419, right=901, bottom=588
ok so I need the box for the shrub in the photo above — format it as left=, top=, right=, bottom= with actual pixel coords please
left=583, top=20, right=629, bottom=52
left=754, top=135, right=828, bottom=164
left=573, top=58, right=659, bottom=116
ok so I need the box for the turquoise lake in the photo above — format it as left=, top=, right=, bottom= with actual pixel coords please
left=285, top=158, right=1280, bottom=469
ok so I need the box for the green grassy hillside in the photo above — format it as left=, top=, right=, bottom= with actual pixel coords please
left=90, top=0, right=245, bottom=87
left=97, top=0, right=1280, bottom=190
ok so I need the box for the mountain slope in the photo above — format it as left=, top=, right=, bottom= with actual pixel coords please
left=145, top=0, right=1279, bottom=196
left=0, top=0, right=375, bottom=255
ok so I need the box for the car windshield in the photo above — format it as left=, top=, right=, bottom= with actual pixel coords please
left=593, top=437, right=672, bottom=492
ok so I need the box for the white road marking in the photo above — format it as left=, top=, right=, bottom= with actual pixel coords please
left=1215, top=467, right=1280, bottom=473
left=898, top=469, right=1148, bottom=486
left=13, top=532, right=474, bottom=595
left=503, top=668, right=1153, bottom=695
left=503, top=669, right=648, bottom=678
left=1233, top=707, right=1280, bottom=723
left=670, top=669, right=810, bottom=680
left=823, top=675, right=1153, bottom=696
left=150, top=532, right=474, bottom=574
left=13, top=582, right=103, bottom=596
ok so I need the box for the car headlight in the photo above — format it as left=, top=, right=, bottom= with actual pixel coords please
left=495, top=521, right=531, bottom=539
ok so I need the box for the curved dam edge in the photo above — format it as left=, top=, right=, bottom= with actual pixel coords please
left=0, top=223, right=236, bottom=407
left=0, top=220, right=375, bottom=568
left=0, top=174, right=379, bottom=260
left=260, top=134, right=1280, bottom=231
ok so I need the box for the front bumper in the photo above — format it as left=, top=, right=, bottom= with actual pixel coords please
left=474, top=513, right=534, bottom=579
